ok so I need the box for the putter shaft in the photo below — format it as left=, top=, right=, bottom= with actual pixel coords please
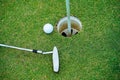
left=0, top=44, right=43, bottom=53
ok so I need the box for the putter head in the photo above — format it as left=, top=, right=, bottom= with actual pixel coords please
left=52, top=46, right=59, bottom=72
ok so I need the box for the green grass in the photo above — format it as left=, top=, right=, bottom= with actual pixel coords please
left=0, top=0, right=120, bottom=80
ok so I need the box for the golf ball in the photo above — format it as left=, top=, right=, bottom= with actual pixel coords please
left=43, top=23, right=53, bottom=34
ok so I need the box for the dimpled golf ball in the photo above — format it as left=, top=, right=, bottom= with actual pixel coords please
left=43, top=23, right=53, bottom=34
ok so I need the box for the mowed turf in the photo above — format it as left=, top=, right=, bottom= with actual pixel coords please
left=0, top=0, right=120, bottom=80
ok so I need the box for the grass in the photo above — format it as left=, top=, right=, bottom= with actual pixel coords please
left=0, top=0, right=120, bottom=80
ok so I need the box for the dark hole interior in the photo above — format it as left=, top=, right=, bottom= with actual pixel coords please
left=62, top=32, right=67, bottom=37
left=75, top=32, right=78, bottom=35
left=71, top=29, right=73, bottom=34
left=61, top=29, right=79, bottom=37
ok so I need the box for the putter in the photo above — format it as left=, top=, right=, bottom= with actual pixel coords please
left=0, top=44, right=59, bottom=72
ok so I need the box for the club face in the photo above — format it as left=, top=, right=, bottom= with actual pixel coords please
left=52, top=46, right=59, bottom=72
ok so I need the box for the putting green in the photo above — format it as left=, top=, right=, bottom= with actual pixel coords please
left=0, top=0, right=120, bottom=80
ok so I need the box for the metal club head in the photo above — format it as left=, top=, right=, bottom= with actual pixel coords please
left=52, top=46, right=59, bottom=72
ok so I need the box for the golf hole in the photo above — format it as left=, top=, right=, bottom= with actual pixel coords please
left=57, top=16, right=82, bottom=37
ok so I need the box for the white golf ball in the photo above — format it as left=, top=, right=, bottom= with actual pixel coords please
left=43, top=23, right=53, bottom=34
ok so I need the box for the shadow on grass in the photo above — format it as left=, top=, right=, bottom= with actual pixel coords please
left=105, top=2, right=120, bottom=79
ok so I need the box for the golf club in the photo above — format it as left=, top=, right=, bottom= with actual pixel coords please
left=0, top=44, right=59, bottom=72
